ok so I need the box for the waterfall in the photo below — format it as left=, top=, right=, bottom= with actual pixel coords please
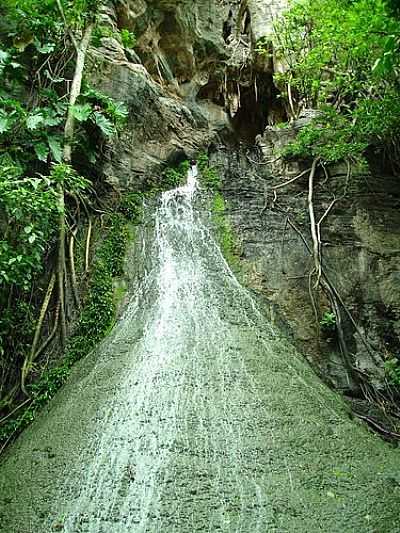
left=9, top=165, right=397, bottom=533
left=59, top=166, right=280, bottom=531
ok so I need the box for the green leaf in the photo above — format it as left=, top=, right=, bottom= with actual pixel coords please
left=93, top=111, right=115, bottom=136
left=42, top=109, right=63, bottom=127
left=34, top=142, right=49, bottom=162
left=34, top=40, right=55, bottom=54
left=0, top=115, right=10, bottom=134
left=47, top=136, right=63, bottom=163
left=0, top=50, right=10, bottom=63
left=26, top=113, right=44, bottom=130
left=71, top=103, right=92, bottom=122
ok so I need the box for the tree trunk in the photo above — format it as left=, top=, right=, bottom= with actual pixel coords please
left=58, top=23, right=94, bottom=348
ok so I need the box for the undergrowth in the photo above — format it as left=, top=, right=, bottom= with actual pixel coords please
left=0, top=212, right=131, bottom=450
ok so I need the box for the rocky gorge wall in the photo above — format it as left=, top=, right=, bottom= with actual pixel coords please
left=91, top=0, right=400, bottom=427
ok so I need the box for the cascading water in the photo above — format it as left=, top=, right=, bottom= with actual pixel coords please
left=60, top=166, right=278, bottom=531
left=1, top=165, right=400, bottom=533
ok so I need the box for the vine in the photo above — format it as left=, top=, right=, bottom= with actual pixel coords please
left=0, top=212, right=131, bottom=453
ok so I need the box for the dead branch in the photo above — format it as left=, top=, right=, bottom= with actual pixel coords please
left=85, top=218, right=92, bottom=274
left=354, top=413, right=400, bottom=440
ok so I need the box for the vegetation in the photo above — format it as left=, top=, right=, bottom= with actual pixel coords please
left=320, top=311, right=336, bottom=332
left=0, top=213, right=131, bottom=450
left=163, top=160, right=190, bottom=189
left=385, top=358, right=400, bottom=387
left=266, top=0, right=400, bottom=169
left=198, top=153, right=221, bottom=190
left=256, top=0, right=400, bottom=409
left=0, top=0, right=139, bottom=445
left=211, top=192, right=238, bottom=267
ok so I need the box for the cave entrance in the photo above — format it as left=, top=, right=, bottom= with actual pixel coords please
left=230, top=73, right=286, bottom=142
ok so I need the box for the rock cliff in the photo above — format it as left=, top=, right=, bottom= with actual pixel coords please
left=91, top=0, right=400, bottom=423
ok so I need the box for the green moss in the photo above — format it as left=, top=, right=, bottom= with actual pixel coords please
left=198, top=153, right=221, bottom=190
left=211, top=192, right=239, bottom=268
left=113, top=281, right=128, bottom=309
left=0, top=213, right=130, bottom=447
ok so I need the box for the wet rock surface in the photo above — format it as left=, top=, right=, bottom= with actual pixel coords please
left=0, top=175, right=399, bottom=532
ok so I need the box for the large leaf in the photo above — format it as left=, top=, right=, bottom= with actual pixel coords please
left=47, top=136, right=63, bottom=163
left=71, top=103, right=92, bottom=122
left=110, top=101, right=129, bottom=121
left=34, top=40, right=55, bottom=54
left=42, top=109, right=63, bottom=127
left=94, top=111, right=115, bottom=136
left=34, top=142, right=49, bottom=162
left=0, top=114, right=11, bottom=134
left=26, top=113, right=44, bottom=130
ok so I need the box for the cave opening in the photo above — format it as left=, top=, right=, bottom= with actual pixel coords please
left=229, top=74, right=287, bottom=142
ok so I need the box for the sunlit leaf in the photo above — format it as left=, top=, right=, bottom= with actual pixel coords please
left=26, top=113, right=44, bottom=130
left=71, top=103, right=92, bottom=122
left=47, top=136, right=63, bottom=162
left=34, top=142, right=49, bottom=162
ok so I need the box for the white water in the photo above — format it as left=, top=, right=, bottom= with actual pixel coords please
left=56, top=166, right=355, bottom=532
left=4, top=165, right=399, bottom=533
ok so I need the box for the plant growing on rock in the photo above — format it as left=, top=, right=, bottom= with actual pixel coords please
left=0, top=0, right=132, bottom=428
left=271, top=0, right=400, bottom=169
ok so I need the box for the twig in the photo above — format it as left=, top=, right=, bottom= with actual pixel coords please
left=273, top=167, right=312, bottom=191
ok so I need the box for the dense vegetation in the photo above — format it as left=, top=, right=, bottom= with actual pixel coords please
left=0, top=0, right=140, bottom=448
left=268, top=0, right=400, bottom=171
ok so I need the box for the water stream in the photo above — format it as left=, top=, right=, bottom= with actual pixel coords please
left=61, top=166, right=279, bottom=531
left=1, top=166, right=399, bottom=532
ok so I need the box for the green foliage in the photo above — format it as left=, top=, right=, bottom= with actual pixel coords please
left=211, top=192, right=238, bottom=266
left=198, top=153, right=221, bottom=190
left=0, top=164, right=58, bottom=289
left=119, top=192, right=143, bottom=223
left=320, top=311, right=336, bottom=331
left=92, top=25, right=136, bottom=50
left=384, top=358, right=400, bottom=386
left=82, top=86, right=128, bottom=132
left=273, top=0, right=400, bottom=165
left=0, top=213, right=130, bottom=445
left=163, top=160, right=189, bottom=188
left=120, top=29, right=136, bottom=49
left=0, top=302, right=35, bottom=370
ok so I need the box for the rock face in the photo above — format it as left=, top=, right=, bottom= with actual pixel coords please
left=90, top=0, right=400, bottom=408
left=210, top=137, right=400, bottom=400
left=90, top=0, right=288, bottom=187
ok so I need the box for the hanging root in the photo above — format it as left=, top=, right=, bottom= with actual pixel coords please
left=32, top=301, right=61, bottom=364
left=69, top=225, right=81, bottom=309
left=21, top=272, right=56, bottom=395
left=272, top=167, right=312, bottom=191
left=307, top=158, right=322, bottom=286
left=85, top=217, right=92, bottom=274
